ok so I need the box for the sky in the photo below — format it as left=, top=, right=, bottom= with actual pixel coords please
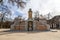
left=1, top=0, right=60, bottom=19
left=23, top=0, right=60, bottom=18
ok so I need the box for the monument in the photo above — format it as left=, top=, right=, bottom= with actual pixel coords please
left=28, top=8, right=33, bottom=31
left=11, top=8, right=50, bottom=31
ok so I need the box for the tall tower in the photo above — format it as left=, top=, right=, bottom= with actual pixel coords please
left=27, top=8, right=33, bottom=31
left=28, top=8, right=32, bottom=19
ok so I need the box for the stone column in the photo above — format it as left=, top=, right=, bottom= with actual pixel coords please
left=25, top=21, right=28, bottom=31
left=54, top=24, right=56, bottom=28
left=33, top=21, right=36, bottom=31
left=53, top=23, right=56, bottom=29
left=59, top=23, right=60, bottom=28
left=52, top=24, right=54, bottom=28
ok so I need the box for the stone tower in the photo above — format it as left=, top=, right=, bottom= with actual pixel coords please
left=28, top=8, right=32, bottom=19
left=27, top=8, right=33, bottom=31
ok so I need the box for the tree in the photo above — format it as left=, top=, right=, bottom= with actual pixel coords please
left=0, top=0, right=29, bottom=8
left=0, top=0, right=11, bottom=28
left=0, top=5, right=11, bottom=28
left=0, top=0, right=29, bottom=28
left=34, top=11, right=40, bottom=21
left=0, top=0, right=29, bottom=21
left=47, top=12, right=52, bottom=20
left=8, top=0, right=27, bottom=8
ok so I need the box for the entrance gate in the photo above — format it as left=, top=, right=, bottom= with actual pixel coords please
left=28, top=21, right=33, bottom=31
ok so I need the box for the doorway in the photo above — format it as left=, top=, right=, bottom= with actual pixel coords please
left=56, top=24, right=59, bottom=29
left=28, top=21, right=33, bottom=31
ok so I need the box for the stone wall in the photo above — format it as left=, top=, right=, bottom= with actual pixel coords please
left=11, top=20, right=50, bottom=31
left=15, top=25, right=25, bottom=30
left=36, top=25, right=47, bottom=31
left=11, top=21, right=26, bottom=31
left=35, top=20, right=50, bottom=31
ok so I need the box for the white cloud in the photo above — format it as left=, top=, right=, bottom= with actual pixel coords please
left=4, top=0, right=60, bottom=19
left=23, top=0, right=60, bottom=17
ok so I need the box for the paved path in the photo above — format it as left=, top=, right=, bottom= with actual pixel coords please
left=0, top=29, right=60, bottom=40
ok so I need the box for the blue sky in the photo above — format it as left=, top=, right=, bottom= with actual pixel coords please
left=1, top=0, right=60, bottom=19
left=2, top=0, right=26, bottom=19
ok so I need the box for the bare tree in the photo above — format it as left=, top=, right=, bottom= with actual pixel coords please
left=0, top=0, right=29, bottom=28
left=47, top=12, right=52, bottom=20
left=0, top=4, right=11, bottom=28
left=0, top=0, right=29, bottom=8
left=8, top=0, right=29, bottom=8
left=34, top=11, right=40, bottom=21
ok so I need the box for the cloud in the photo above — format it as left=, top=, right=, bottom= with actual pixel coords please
left=23, top=0, right=60, bottom=16
left=3, top=0, right=60, bottom=19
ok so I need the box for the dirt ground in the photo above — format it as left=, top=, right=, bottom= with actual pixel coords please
left=0, top=29, right=60, bottom=40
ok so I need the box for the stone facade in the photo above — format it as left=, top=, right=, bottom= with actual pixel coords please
left=47, top=15, right=60, bottom=29
left=11, top=9, right=50, bottom=31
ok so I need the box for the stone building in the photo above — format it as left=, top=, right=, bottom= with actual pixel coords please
left=11, top=9, right=50, bottom=31
left=47, top=15, right=60, bottom=29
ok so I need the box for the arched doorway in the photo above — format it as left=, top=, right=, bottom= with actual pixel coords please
left=56, top=23, right=59, bottom=29
left=28, top=21, right=33, bottom=31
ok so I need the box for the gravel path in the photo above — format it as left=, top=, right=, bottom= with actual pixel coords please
left=0, top=29, right=60, bottom=40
